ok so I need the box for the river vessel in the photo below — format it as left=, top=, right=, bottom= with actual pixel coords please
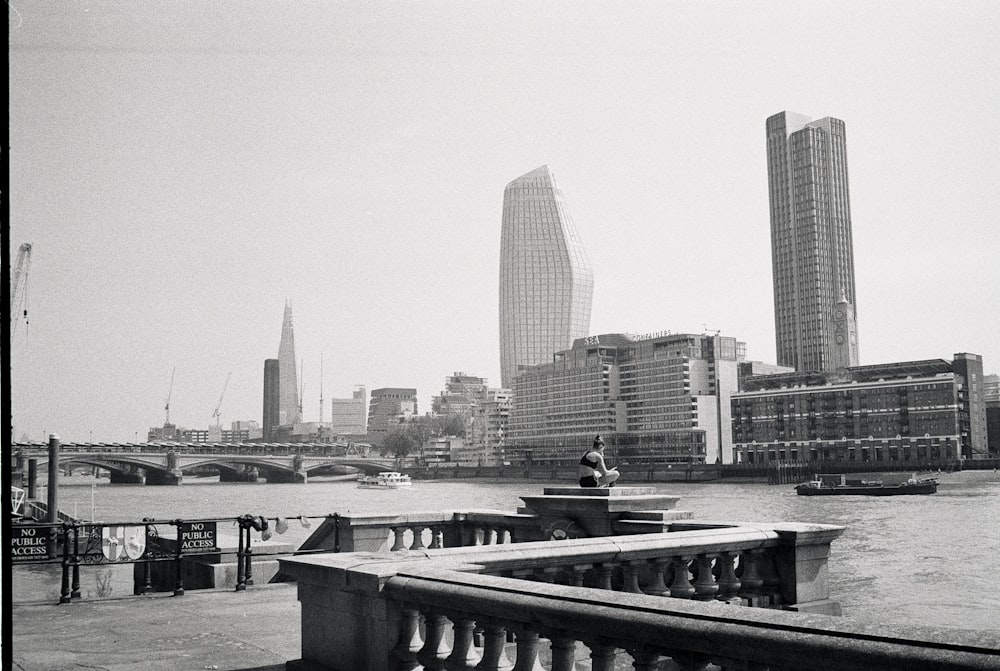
left=357, top=472, right=413, bottom=489
left=795, top=473, right=937, bottom=496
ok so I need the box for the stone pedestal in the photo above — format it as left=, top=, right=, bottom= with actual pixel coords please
left=519, top=487, right=693, bottom=538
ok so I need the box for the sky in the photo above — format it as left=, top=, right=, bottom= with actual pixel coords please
left=8, top=1, right=999, bottom=443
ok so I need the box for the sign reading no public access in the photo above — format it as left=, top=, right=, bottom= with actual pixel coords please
left=179, top=522, right=218, bottom=554
left=11, top=526, right=50, bottom=560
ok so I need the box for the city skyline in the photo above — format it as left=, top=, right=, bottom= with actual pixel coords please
left=8, top=3, right=999, bottom=442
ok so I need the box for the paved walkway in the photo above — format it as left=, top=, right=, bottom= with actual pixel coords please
left=11, top=584, right=301, bottom=671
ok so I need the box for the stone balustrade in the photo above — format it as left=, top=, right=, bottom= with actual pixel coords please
left=279, top=522, right=879, bottom=671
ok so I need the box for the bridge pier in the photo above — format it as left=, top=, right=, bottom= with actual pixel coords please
left=144, top=469, right=184, bottom=486
left=263, top=470, right=307, bottom=484
left=109, top=470, right=145, bottom=484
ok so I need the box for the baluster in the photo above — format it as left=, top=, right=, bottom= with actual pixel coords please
left=669, top=650, right=712, bottom=671
left=758, top=550, right=781, bottom=604
left=548, top=633, right=578, bottom=671
left=484, top=527, right=496, bottom=545
left=391, top=527, right=407, bottom=552
left=738, top=550, right=763, bottom=600
left=668, top=556, right=695, bottom=599
left=595, top=563, right=614, bottom=591
left=692, top=555, right=719, bottom=601
left=474, top=527, right=485, bottom=545
left=416, top=612, right=452, bottom=670
left=538, top=566, right=561, bottom=584
left=429, top=527, right=444, bottom=549
left=623, top=561, right=643, bottom=593
left=446, top=615, right=481, bottom=670
left=510, top=625, right=545, bottom=671
left=585, top=640, right=618, bottom=671
left=645, top=558, right=670, bottom=596
left=411, top=526, right=427, bottom=551
left=627, top=646, right=661, bottom=671
left=392, top=605, right=424, bottom=671
left=716, top=551, right=741, bottom=601
left=568, top=564, right=588, bottom=587
left=475, top=620, right=513, bottom=671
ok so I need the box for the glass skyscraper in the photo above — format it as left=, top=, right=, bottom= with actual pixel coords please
left=499, top=165, right=593, bottom=387
left=277, top=301, right=300, bottom=426
left=766, top=112, right=859, bottom=372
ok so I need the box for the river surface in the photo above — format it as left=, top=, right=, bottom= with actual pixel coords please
left=13, top=470, right=1000, bottom=632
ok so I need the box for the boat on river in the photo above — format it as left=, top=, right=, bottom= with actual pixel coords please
left=357, top=472, right=413, bottom=489
left=795, top=473, right=938, bottom=496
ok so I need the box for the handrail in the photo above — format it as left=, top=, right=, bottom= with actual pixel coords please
left=385, top=569, right=1000, bottom=671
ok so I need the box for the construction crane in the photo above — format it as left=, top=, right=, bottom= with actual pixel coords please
left=211, top=372, right=232, bottom=429
left=164, top=367, right=176, bottom=425
left=318, top=353, right=324, bottom=423
left=298, top=358, right=304, bottom=421
left=10, top=243, right=32, bottom=345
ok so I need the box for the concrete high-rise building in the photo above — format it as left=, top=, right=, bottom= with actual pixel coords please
left=263, top=359, right=280, bottom=441
left=766, top=112, right=859, bottom=372
left=506, top=332, right=745, bottom=466
left=277, top=301, right=300, bottom=425
left=499, top=165, right=593, bottom=387
left=330, top=385, right=368, bottom=435
left=367, top=388, right=417, bottom=433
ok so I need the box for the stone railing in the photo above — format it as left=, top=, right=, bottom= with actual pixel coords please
left=279, top=531, right=1000, bottom=671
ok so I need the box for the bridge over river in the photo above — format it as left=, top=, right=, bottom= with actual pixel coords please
left=13, top=442, right=398, bottom=485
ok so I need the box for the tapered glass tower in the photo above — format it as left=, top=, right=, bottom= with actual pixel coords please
left=766, top=112, right=859, bottom=372
left=499, top=165, right=593, bottom=387
left=277, top=301, right=300, bottom=425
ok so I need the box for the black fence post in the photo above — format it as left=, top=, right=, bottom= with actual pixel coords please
left=59, top=524, right=71, bottom=604
left=173, top=520, right=184, bottom=596
left=236, top=521, right=246, bottom=591
left=244, top=530, right=253, bottom=587
left=333, top=513, right=340, bottom=553
left=70, top=523, right=81, bottom=599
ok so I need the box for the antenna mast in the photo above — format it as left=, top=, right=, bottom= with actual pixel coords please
left=319, top=353, right=324, bottom=423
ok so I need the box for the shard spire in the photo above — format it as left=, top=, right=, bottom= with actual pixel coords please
left=277, top=300, right=300, bottom=425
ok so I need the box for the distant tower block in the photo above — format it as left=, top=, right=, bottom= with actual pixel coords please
left=499, top=165, right=594, bottom=387
left=277, top=301, right=300, bottom=425
left=766, top=112, right=859, bottom=372
left=263, top=359, right=280, bottom=441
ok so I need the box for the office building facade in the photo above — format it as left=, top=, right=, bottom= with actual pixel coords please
left=506, top=332, right=744, bottom=466
left=766, top=112, right=859, bottom=372
left=499, top=165, right=593, bottom=387
left=367, top=388, right=417, bottom=433
left=330, top=385, right=367, bottom=435
left=731, top=354, right=988, bottom=463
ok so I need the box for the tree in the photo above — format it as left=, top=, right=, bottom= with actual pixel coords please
left=439, top=413, right=467, bottom=438
left=382, top=427, right=416, bottom=458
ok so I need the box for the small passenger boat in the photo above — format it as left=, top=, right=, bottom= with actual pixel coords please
left=357, top=472, right=413, bottom=489
left=795, top=473, right=937, bottom=496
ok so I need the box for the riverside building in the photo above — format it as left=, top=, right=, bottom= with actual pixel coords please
left=367, top=388, right=417, bottom=433
left=731, top=353, right=989, bottom=463
left=499, top=165, right=594, bottom=388
left=329, top=385, right=367, bottom=435
left=506, top=332, right=745, bottom=467
left=766, top=112, right=859, bottom=373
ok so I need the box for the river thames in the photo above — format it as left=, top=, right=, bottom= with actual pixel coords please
left=13, top=470, right=1000, bottom=632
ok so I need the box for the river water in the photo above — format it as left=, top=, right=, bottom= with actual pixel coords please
left=13, top=470, right=1000, bottom=632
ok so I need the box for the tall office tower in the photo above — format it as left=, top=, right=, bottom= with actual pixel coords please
left=499, top=165, right=594, bottom=388
left=277, top=301, right=300, bottom=425
left=766, top=112, right=859, bottom=372
left=263, top=359, right=280, bottom=441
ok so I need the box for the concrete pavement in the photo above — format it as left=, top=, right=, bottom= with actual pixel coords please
left=11, top=583, right=301, bottom=671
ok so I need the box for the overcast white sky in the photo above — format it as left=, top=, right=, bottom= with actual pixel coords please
left=8, top=1, right=999, bottom=443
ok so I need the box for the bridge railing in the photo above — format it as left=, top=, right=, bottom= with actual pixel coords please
left=280, top=528, right=999, bottom=671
